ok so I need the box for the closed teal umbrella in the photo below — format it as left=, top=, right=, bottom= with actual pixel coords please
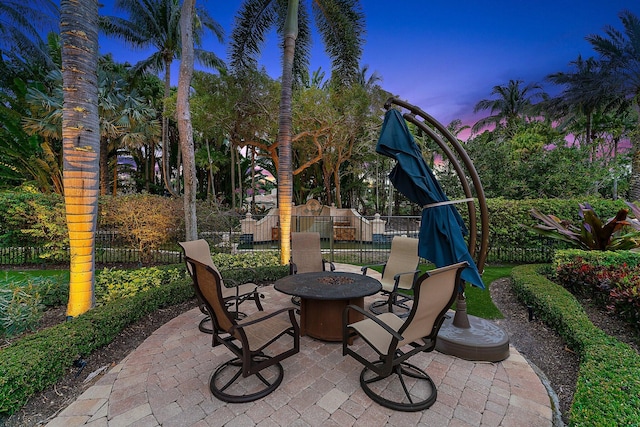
left=376, top=109, right=484, bottom=289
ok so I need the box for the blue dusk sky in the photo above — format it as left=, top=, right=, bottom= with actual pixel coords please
left=96, top=1, right=640, bottom=135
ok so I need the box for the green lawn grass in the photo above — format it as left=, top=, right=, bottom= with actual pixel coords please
left=463, top=265, right=515, bottom=319
left=370, top=263, right=515, bottom=320
left=415, top=264, right=513, bottom=320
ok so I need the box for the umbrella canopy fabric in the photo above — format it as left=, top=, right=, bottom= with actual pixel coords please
left=376, top=109, right=484, bottom=289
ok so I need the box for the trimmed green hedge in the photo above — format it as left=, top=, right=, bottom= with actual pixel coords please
left=0, top=276, right=194, bottom=415
left=483, top=197, right=628, bottom=249
left=2, top=194, right=634, bottom=266
left=511, top=265, right=640, bottom=426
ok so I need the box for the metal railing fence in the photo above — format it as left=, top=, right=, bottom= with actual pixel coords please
left=0, top=214, right=557, bottom=267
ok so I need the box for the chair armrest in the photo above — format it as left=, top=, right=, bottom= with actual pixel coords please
left=392, top=269, right=421, bottom=289
left=229, top=307, right=296, bottom=333
left=323, top=259, right=336, bottom=271
left=343, top=304, right=403, bottom=341
left=361, top=263, right=386, bottom=275
left=222, top=267, right=258, bottom=288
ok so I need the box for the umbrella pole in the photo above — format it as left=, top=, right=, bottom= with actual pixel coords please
left=452, top=291, right=471, bottom=328
left=437, top=282, right=510, bottom=362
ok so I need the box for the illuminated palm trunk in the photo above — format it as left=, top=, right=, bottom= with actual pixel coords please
left=278, top=0, right=299, bottom=264
left=61, top=0, right=100, bottom=317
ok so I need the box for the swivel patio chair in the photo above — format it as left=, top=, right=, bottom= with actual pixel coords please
left=343, top=261, right=466, bottom=411
left=185, top=256, right=300, bottom=403
left=289, top=232, right=335, bottom=275
left=289, top=232, right=335, bottom=305
left=361, top=235, right=420, bottom=317
left=179, top=239, right=263, bottom=333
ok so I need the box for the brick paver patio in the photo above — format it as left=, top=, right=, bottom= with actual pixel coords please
left=45, top=264, right=553, bottom=427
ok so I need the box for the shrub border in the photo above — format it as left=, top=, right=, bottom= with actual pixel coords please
left=0, top=263, right=290, bottom=416
left=511, top=264, right=640, bottom=425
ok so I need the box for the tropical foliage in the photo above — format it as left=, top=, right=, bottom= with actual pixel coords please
left=529, top=202, right=640, bottom=251
left=1, top=4, right=639, bottom=211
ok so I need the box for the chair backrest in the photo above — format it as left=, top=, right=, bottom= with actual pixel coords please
left=291, top=232, right=324, bottom=273
left=398, top=262, right=466, bottom=346
left=185, top=255, right=236, bottom=334
left=178, top=239, right=224, bottom=284
left=383, top=236, right=419, bottom=289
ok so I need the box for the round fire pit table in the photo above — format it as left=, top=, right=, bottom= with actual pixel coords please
left=274, top=271, right=381, bottom=342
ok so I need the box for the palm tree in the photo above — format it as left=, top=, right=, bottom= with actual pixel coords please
left=24, top=63, right=160, bottom=196
left=472, top=79, right=546, bottom=134
left=230, top=0, right=365, bottom=264
left=545, top=55, right=615, bottom=159
left=60, top=0, right=99, bottom=318
left=100, top=0, right=225, bottom=197
left=586, top=10, right=640, bottom=201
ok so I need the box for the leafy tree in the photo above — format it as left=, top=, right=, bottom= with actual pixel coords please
left=186, top=69, right=280, bottom=205
left=462, top=121, right=600, bottom=199
left=230, top=0, right=365, bottom=264
left=292, top=83, right=372, bottom=207
left=100, top=0, right=225, bottom=197
left=0, top=83, right=52, bottom=191
left=586, top=10, right=640, bottom=201
left=97, top=57, right=160, bottom=196
left=0, top=30, right=61, bottom=192
left=60, top=0, right=100, bottom=317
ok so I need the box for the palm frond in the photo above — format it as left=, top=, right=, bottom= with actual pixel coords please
left=229, top=0, right=279, bottom=72
left=312, top=0, right=365, bottom=86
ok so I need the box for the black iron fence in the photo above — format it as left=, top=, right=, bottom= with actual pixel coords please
left=0, top=215, right=557, bottom=267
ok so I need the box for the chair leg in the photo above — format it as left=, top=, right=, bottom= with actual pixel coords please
left=359, top=360, right=437, bottom=411
left=253, top=291, right=264, bottom=311
left=199, top=315, right=214, bottom=334
left=209, top=355, right=284, bottom=403
left=369, top=294, right=411, bottom=318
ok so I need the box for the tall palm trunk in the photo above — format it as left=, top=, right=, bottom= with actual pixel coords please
left=61, top=0, right=99, bottom=318
left=100, top=137, right=109, bottom=195
left=178, top=0, right=197, bottom=240
left=630, top=114, right=640, bottom=202
left=162, top=57, right=179, bottom=197
left=230, top=140, right=236, bottom=208
left=278, top=0, right=298, bottom=264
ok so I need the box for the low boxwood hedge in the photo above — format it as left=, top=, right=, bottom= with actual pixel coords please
left=511, top=264, right=640, bottom=426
